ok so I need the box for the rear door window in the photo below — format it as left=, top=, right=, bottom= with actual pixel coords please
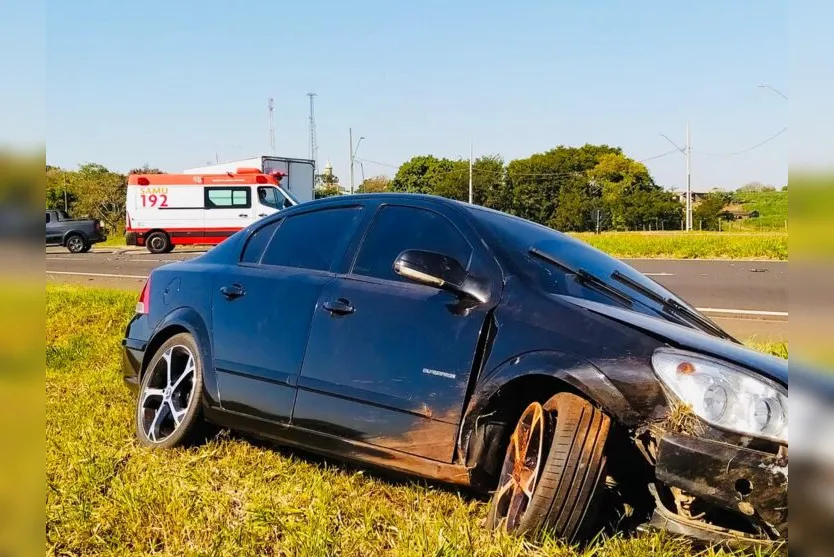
left=260, top=207, right=363, bottom=272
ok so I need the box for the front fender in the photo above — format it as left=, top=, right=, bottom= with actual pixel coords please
left=144, top=306, right=220, bottom=409
left=465, top=350, right=638, bottom=427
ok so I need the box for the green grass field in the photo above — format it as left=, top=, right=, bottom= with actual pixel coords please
left=725, top=191, right=788, bottom=232
left=570, top=231, right=787, bottom=260
left=98, top=229, right=788, bottom=260
left=46, top=285, right=786, bottom=556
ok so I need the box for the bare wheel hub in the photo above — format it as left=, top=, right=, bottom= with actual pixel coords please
left=139, top=345, right=196, bottom=443
left=493, top=401, right=548, bottom=530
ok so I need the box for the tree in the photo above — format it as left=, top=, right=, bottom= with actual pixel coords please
left=357, top=175, right=391, bottom=193
left=693, top=191, right=732, bottom=230
left=46, top=166, right=78, bottom=211
left=129, top=164, right=164, bottom=174
left=738, top=181, right=776, bottom=193
left=70, top=163, right=127, bottom=232
left=314, top=185, right=342, bottom=199
left=507, top=144, right=621, bottom=227
left=314, top=169, right=342, bottom=198
left=389, top=155, right=446, bottom=194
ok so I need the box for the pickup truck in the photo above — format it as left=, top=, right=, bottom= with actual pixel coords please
left=46, top=210, right=107, bottom=253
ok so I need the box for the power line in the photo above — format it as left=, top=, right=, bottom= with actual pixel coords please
left=639, top=148, right=680, bottom=162
left=694, top=127, right=787, bottom=157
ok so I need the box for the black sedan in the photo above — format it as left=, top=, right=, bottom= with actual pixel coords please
left=122, top=194, right=787, bottom=547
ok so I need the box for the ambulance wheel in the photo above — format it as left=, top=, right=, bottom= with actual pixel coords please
left=146, top=232, right=171, bottom=254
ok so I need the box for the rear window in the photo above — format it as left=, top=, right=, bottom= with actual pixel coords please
left=240, top=219, right=281, bottom=264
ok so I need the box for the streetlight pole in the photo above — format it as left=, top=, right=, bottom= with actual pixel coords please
left=349, top=128, right=365, bottom=194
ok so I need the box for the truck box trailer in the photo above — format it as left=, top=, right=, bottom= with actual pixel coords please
left=184, top=156, right=316, bottom=203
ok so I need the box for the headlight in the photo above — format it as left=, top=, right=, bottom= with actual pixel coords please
left=651, top=348, right=788, bottom=443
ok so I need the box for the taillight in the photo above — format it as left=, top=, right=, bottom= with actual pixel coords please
left=136, top=276, right=150, bottom=314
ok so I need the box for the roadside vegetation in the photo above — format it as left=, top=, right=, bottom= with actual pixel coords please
left=47, top=285, right=785, bottom=556
left=571, top=231, right=788, bottom=260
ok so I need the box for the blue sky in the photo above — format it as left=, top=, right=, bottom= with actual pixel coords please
left=36, top=1, right=795, bottom=189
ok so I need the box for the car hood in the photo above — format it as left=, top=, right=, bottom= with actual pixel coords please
left=559, top=294, right=788, bottom=387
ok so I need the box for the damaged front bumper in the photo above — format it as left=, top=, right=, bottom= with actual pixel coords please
left=644, top=432, right=787, bottom=547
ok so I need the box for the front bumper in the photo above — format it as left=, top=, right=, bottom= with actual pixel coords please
left=122, top=337, right=146, bottom=393
left=650, top=432, right=787, bottom=545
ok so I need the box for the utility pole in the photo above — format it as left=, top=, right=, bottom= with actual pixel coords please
left=660, top=124, right=693, bottom=231
left=268, top=98, right=275, bottom=155
left=686, top=121, right=692, bottom=232
left=468, top=141, right=474, bottom=204
left=307, top=92, right=318, bottom=167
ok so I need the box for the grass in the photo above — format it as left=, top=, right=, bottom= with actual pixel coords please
left=726, top=191, right=788, bottom=232
left=569, top=231, right=788, bottom=260
left=47, top=285, right=784, bottom=556
left=100, top=234, right=127, bottom=247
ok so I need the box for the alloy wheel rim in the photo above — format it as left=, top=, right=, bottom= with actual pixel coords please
left=493, top=402, right=547, bottom=530
left=68, top=237, right=83, bottom=251
left=150, top=236, right=165, bottom=251
left=139, top=345, right=196, bottom=443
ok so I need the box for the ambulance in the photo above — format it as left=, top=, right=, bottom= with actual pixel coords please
left=125, top=169, right=298, bottom=253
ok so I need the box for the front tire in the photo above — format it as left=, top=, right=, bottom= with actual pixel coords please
left=486, top=392, right=611, bottom=543
left=136, top=333, right=204, bottom=449
left=146, top=231, right=171, bottom=254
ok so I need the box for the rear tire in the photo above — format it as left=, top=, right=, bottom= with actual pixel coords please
left=65, top=233, right=86, bottom=253
left=486, top=392, right=610, bottom=543
left=146, top=231, right=171, bottom=254
left=136, top=333, right=205, bottom=449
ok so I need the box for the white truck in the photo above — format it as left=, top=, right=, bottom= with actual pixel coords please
left=184, top=156, right=316, bottom=204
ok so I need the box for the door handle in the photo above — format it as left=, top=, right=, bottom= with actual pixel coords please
left=257, top=213, right=267, bottom=217
left=322, top=299, right=355, bottom=315
left=238, top=213, right=249, bottom=218
left=220, top=284, right=245, bottom=300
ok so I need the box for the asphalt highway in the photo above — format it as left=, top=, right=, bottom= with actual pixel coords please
left=46, top=247, right=787, bottom=341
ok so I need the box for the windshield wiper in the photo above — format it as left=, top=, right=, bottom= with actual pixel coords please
left=529, top=248, right=634, bottom=307
left=610, top=270, right=736, bottom=342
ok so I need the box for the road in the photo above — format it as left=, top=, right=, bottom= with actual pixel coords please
left=46, top=247, right=787, bottom=341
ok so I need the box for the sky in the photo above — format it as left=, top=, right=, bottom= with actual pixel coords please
left=14, top=0, right=810, bottom=190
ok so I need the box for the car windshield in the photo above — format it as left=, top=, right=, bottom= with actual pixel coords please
left=467, top=206, right=700, bottom=313
left=277, top=185, right=300, bottom=206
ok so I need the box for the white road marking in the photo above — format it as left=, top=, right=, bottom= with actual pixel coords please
left=46, top=270, right=147, bottom=279
left=644, top=272, right=674, bottom=276
left=696, top=307, right=788, bottom=317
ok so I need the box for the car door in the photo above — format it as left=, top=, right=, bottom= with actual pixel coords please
left=204, top=185, right=255, bottom=235
left=46, top=212, right=58, bottom=244
left=294, top=203, right=499, bottom=462
left=211, top=204, right=365, bottom=424
left=255, top=185, right=292, bottom=220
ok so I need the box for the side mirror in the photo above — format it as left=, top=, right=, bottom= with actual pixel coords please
left=393, top=249, right=486, bottom=302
